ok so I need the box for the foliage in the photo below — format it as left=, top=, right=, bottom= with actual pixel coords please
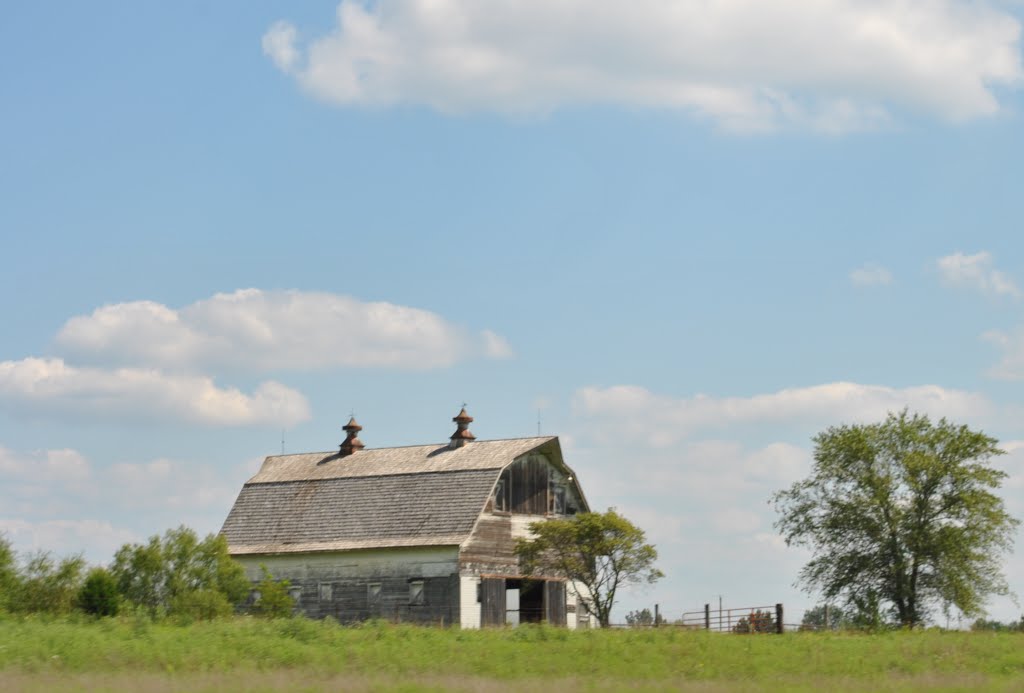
left=10, top=551, right=87, bottom=615
left=800, top=604, right=851, bottom=631
left=624, top=607, right=666, bottom=627
left=250, top=565, right=294, bottom=618
left=79, top=567, right=120, bottom=617
left=732, top=609, right=776, bottom=634
left=773, top=410, right=1019, bottom=627
left=514, top=509, right=663, bottom=628
left=110, top=526, right=249, bottom=618
left=972, top=616, right=1024, bottom=632
left=0, top=534, right=16, bottom=613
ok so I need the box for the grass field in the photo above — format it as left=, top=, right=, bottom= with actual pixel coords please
left=1, top=617, right=1022, bottom=691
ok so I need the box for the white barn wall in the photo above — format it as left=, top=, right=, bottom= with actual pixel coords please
left=459, top=575, right=481, bottom=629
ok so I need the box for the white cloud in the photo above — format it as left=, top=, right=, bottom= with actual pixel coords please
left=56, top=289, right=507, bottom=371
left=263, top=20, right=300, bottom=71
left=0, top=358, right=310, bottom=427
left=937, top=251, right=1021, bottom=298
left=849, top=263, right=893, bottom=286
left=575, top=381, right=990, bottom=446
left=0, top=519, right=138, bottom=562
left=0, top=447, right=262, bottom=563
left=264, top=0, right=1022, bottom=132
left=982, top=328, right=1024, bottom=380
left=480, top=329, right=514, bottom=359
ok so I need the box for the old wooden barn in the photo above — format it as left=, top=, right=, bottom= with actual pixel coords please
left=220, top=408, right=595, bottom=627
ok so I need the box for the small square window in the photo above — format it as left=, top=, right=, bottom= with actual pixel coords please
left=409, top=580, right=425, bottom=606
left=318, top=583, right=333, bottom=602
left=288, top=586, right=302, bottom=606
left=368, top=582, right=382, bottom=604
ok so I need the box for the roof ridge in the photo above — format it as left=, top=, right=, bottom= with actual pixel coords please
left=265, top=435, right=557, bottom=459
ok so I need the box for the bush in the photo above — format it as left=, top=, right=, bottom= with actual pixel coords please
left=169, top=588, right=234, bottom=622
left=79, top=567, right=120, bottom=617
left=251, top=565, right=294, bottom=618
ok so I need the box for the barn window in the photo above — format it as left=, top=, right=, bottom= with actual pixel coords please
left=549, top=480, right=566, bottom=514
left=318, top=583, right=333, bottom=602
left=368, top=582, right=382, bottom=604
left=409, top=580, right=425, bottom=606
left=289, top=586, right=302, bottom=606
left=494, top=474, right=509, bottom=512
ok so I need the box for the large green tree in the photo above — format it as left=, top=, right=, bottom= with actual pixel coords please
left=111, top=526, right=249, bottom=618
left=514, top=509, right=663, bottom=628
left=772, top=410, right=1019, bottom=627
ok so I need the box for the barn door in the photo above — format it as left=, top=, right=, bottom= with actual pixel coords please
left=544, top=581, right=566, bottom=626
left=480, top=577, right=506, bottom=627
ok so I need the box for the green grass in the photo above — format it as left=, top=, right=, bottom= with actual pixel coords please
left=1, top=616, right=1022, bottom=691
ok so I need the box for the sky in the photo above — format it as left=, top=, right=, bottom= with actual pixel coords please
left=2, top=0, right=1024, bottom=626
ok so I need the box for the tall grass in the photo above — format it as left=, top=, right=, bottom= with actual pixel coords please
left=1, top=617, right=1022, bottom=691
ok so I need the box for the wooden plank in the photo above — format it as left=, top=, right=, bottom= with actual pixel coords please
left=544, top=580, right=566, bottom=626
left=480, top=577, right=506, bottom=627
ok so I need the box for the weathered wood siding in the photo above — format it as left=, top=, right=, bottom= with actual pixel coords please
left=459, top=514, right=518, bottom=575
left=480, top=577, right=506, bottom=627
left=235, top=546, right=460, bottom=625
left=545, top=581, right=567, bottom=626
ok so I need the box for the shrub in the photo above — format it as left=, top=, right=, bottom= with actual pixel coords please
left=79, top=567, right=120, bottom=617
left=251, top=565, right=294, bottom=618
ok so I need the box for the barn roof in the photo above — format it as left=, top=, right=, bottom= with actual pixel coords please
left=221, top=437, right=562, bottom=555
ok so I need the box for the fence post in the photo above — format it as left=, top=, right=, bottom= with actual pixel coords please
left=704, top=603, right=710, bottom=631
left=775, top=603, right=784, bottom=634
left=654, top=604, right=660, bottom=627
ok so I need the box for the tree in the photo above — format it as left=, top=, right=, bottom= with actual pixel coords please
left=514, top=509, right=663, bottom=628
left=111, top=526, right=249, bottom=617
left=800, top=604, right=849, bottom=631
left=971, top=616, right=1024, bottom=632
left=624, top=607, right=666, bottom=627
left=79, top=567, right=120, bottom=617
left=772, top=410, right=1019, bottom=628
left=0, top=534, right=16, bottom=613
left=12, top=551, right=87, bottom=615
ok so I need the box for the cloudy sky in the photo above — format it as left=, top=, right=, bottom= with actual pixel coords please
left=2, top=0, right=1024, bottom=624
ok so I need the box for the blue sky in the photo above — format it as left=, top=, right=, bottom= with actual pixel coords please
left=2, top=0, right=1024, bottom=624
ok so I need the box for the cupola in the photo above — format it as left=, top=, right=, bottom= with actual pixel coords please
left=449, top=407, right=476, bottom=449
left=339, top=417, right=365, bottom=457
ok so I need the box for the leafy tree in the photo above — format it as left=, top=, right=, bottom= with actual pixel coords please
left=624, top=607, right=665, bottom=627
left=79, top=567, right=120, bottom=617
left=514, top=509, right=663, bottom=628
left=111, top=526, right=249, bottom=617
left=800, top=604, right=849, bottom=631
left=13, top=551, right=87, bottom=615
left=773, top=411, right=1019, bottom=628
left=250, top=565, right=295, bottom=618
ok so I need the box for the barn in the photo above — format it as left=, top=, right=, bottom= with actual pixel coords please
left=220, top=408, right=595, bottom=628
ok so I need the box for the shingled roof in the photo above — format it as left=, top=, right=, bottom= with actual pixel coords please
left=221, top=437, right=562, bottom=555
